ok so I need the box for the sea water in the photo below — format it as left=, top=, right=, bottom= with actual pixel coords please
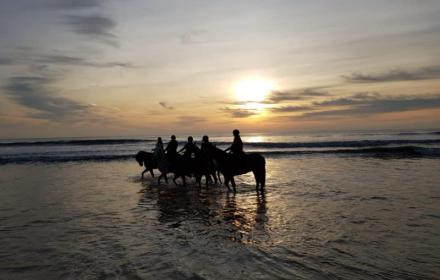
left=0, top=131, right=439, bottom=279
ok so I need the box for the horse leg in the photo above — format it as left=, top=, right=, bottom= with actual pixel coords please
left=195, top=174, right=202, bottom=188
left=258, top=165, right=266, bottom=191
left=173, top=174, right=179, bottom=186
left=224, top=176, right=230, bottom=191
left=198, top=175, right=203, bottom=188
left=150, top=169, right=154, bottom=178
left=260, top=166, right=266, bottom=190
left=231, top=177, right=236, bottom=193
left=212, top=173, right=216, bottom=184
left=217, top=171, right=223, bottom=184
left=211, top=172, right=217, bottom=184
left=141, top=169, right=147, bottom=179
left=157, top=173, right=162, bottom=185
left=164, top=173, right=169, bottom=184
left=204, top=174, right=209, bottom=187
left=253, top=170, right=259, bottom=191
left=182, top=175, right=186, bottom=187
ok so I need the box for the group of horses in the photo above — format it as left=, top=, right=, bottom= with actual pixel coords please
left=135, top=146, right=266, bottom=192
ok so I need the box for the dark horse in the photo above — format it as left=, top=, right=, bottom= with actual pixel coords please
left=210, top=147, right=265, bottom=192
left=135, top=151, right=157, bottom=179
left=136, top=150, right=219, bottom=187
left=160, top=153, right=219, bottom=187
left=136, top=150, right=193, bottom=186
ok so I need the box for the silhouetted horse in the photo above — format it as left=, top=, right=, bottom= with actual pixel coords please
left=193, top=153, right=220, bottom=187
left=135, top=151, right=157, bottom=179
left=155, top=150, right=219, bottom=187
left=153, top=151, right=197, bottom=186
left=210, top=147, right=265, bottom=192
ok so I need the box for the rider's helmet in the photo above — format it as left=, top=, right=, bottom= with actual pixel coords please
left=171, top=135, right=176, bottom=140
left=202, top=135, right=209, bottom=142
left=233, top=129, right=240, bottom=136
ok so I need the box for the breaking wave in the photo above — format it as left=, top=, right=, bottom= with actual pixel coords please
left=1, top=138, right=440, bottom=148
left=0, top=139, right=153, bottom=147
left=1, top=146, right=439, bottom=165
left=230, top=139, right=440, bottom=149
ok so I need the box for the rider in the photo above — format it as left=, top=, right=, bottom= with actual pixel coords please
left=225, top=129, right=244, bottom=155
left=201, top=135, right=215, bottom=155
left=178, top=136, right=200, bottom=159
left=152, top=137, right=164, bottom=163
left=164, top=135, right=178, bottom=161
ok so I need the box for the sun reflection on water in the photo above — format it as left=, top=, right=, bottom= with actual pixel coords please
left=245, top=135, right=267, bottom=143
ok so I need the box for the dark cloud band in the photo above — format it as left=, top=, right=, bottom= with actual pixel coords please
left=2, top=76, right=90, bottom=121
left=344, top=66, right=440, bottom=83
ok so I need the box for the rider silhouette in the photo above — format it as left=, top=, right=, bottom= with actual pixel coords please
left=225, top=129, right=243, bottom=155
left=201, top=135, right=215, bottom=155
left=225, top=129, right=245, bottom=172
left=152, top=137, right=163, bottom=164
left=178, top=136, right=200, bottom=159
left=164, top=135, right=178, bottom=161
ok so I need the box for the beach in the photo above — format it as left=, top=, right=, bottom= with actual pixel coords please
left=1, top=132, right=440, bottom=279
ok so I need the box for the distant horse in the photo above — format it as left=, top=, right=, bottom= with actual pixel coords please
left=210, top=147, right=265, bottom=192
left=135, top=151, right=157, bottom=179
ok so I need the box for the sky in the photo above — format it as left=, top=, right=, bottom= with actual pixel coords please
left=1, top=0, right=440, bottom=138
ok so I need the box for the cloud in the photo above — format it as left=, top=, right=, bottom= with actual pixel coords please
left=46, top=1, right=118, bottom=46
left=222, top=88, right=331, bottom=108
left=221, top=107, right=258, bottom=118
left=0, top=51, right=133, bottom=68
left=2, top=76, right=90, bottom=121
left=64, top=14, right=118, bottom=46
left=299, top=93, right=440, bottom=119
left=0, top=57, right=15, bottom=65
left=312, top=92, right=380, bottom=107
left=266, top=89, right=330, bottom=103
left=175, top=116, right=206, bottom=126
left=180, top=30, right=207, bottom=44
left=344, top=65, right=440, bottom=83
left=270, top=105, right=313, bottom=113
left=46, top=0, right=101, bottom=10
left=159, top=102, right=174, bottom=110
left=35, top=55, right=134, bottom=68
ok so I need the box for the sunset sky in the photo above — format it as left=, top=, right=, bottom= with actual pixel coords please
left=1, top=0, right=440, bottom=138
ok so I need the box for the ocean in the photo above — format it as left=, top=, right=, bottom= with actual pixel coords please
left=0, top=131, right=439, bottom=279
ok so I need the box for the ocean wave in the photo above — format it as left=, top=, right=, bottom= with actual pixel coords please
left=396, top=131, right=440, bottom=136
left=258, top=146, right=440, bottom=157
left=216, top=139, right=440, bottom=149
left=2, top=138, right=440, bottom=149
left=0, top=139, right=153, bottom=147
left=1, top=146, right=439, bottom=164
left=0, top=154, right=133, bottom=164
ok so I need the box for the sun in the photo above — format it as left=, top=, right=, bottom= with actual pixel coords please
left=234, top=79, right=273, bottom=103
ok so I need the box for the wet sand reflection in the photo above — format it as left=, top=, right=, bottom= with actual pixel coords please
left=137, top=182, right=269, bottom=244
